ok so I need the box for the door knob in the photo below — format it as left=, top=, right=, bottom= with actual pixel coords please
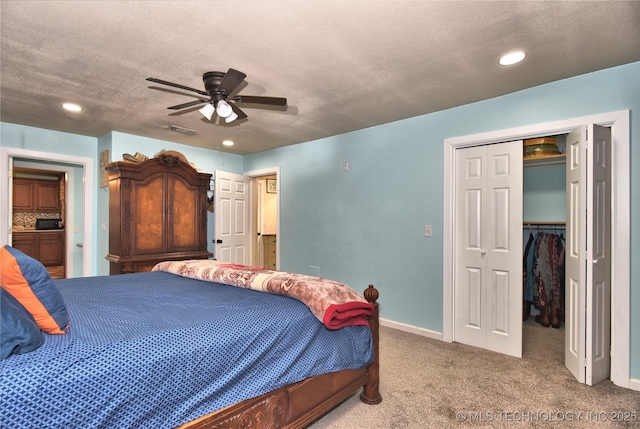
left=481, top=250, right=487, bottom=256
left=215, top=239, right=223, bottom=243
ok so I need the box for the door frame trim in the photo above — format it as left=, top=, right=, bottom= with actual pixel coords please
left=11, top=160, right=77, bottom=278
left=443, top=110, right=630, bottom=388
left=1, top=147, right=95, bottom=277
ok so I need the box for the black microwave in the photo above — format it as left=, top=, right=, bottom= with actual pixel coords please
left=35, top=219, right=64, bottom=230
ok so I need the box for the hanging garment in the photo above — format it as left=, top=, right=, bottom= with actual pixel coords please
left=547, top=234, right=562, bottom=311
left=523, top=232, right=535, bottom=302
left=536, top=233, right=552, bottom=305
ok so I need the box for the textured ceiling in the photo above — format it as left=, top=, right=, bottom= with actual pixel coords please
left=2, top=1, right=639, bottom=155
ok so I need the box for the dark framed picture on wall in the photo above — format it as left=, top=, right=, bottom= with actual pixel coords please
left=266, top=179, right=277, bottom=194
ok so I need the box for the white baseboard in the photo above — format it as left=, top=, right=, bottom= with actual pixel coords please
left=628, top=377, right=640, bottom=392
left=380, top=318, right=443, bottom=341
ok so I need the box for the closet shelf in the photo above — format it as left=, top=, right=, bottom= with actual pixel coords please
left=524, top=221, right=565, bottom=226
left=523, top=153, right=566, bottom=168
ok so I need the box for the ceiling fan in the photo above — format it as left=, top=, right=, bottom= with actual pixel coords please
left=146, top=68, right=287, bottom=123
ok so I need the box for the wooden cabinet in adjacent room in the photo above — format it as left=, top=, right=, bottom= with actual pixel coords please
left=106, top=153, right=212, bottom=274
left=12, top=231, right=66, bottom=279
left=13, top=178, right=61, bottom=212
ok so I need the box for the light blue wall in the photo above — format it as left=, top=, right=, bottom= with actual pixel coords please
left=245, top=62, right=640, bottom=378
left=524, top=165, right=566, bottom=223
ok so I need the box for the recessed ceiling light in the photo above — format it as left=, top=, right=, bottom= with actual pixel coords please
left=62, top=102, right=82, bottom=112
left=222, top=140, right=234, bottom=147
left=499, top=51, right=526, bottom=66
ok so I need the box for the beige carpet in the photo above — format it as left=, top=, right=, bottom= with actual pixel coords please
left=309, top=322, right=640, bottom=428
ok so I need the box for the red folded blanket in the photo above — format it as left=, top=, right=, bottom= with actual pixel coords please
left=153, top=260, right=373, bottom=329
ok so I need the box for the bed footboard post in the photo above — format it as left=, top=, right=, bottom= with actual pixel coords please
left=360, top=284, right=382, bottom=404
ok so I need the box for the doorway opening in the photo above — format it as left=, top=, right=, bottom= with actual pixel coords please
left=11, top=166, right=68, bottom=279
left=521, top=133, right=569, bottom=368
left=251, top=175, right=278, bottom=269
left=246, top=167, right=280, bottom=269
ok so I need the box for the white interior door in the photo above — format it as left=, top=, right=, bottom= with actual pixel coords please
left=565, top=124, right=611, bottom=385
left=454, top=141, right=523, bottom=357
left=214, top=170, right=249, bottom=264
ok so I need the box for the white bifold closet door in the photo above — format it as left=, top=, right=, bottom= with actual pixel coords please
left=565, top=124, right=611, bottom=385
left=454, top=141, right=523, bottom=358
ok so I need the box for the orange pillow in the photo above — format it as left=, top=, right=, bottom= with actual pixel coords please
left=0, top=245, right=69, bottom=334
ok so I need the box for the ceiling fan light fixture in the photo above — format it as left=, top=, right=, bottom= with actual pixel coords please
left=199, top=103, right=215, bottom=120
left=225, top=111, right=238, bottom=123
left=216, top=100, right=233, bottom=118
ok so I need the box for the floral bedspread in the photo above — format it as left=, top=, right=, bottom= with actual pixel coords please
left=152, top=260, right=374, bottom=329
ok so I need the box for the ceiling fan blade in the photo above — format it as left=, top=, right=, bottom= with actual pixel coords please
left=234, top=95, right=287, bottom=106
left=230, top=102, right=248, bottom=120
left=146, top=77, right=208, bottom=96
left=218, top=68, right=246, bottom=94
left=167, top=99, right=209, bottom=110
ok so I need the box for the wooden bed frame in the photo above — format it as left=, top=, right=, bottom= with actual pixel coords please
left=178, top=285, right=382, bottom=429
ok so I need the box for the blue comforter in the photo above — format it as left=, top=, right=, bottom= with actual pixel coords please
left=0, top=271, right=374, bottom=429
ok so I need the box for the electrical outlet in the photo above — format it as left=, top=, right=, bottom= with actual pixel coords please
left=424, top=225, right=432, bottom=237
left=343, top=161, right=349, bottom=172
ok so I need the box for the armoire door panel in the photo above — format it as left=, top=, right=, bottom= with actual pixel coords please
left=169, top=176, right=199, bottom=250
left=132, top=176, right=165, bottom=254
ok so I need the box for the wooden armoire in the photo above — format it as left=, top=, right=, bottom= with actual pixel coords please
left=106, top=153, right=212, bottom=274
